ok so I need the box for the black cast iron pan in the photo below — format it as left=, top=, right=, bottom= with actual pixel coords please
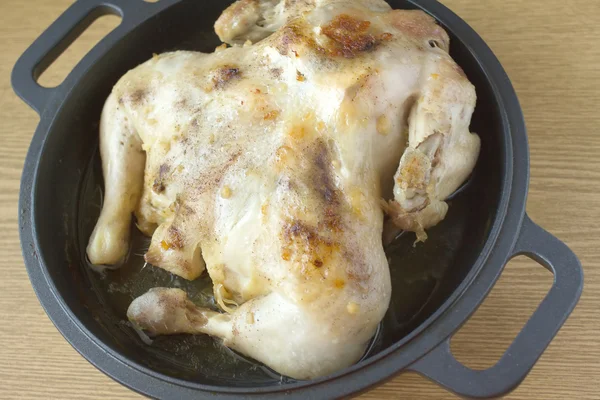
left=12, top=0, right=583, bottom=398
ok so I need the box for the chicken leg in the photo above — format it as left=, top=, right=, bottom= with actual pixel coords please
left=87, top=93, right=145, bottom=265
left=128, top=287, right=373, bottom=379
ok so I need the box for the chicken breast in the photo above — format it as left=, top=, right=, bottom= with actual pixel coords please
left=87, top=0, right=480, bottom=379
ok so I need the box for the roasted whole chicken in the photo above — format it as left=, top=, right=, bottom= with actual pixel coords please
left=87, top=0, right=480, bottom=379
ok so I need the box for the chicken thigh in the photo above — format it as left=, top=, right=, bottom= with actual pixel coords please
left=87, top=0, right=480, bottom=379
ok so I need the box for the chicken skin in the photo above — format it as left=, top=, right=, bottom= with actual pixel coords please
left=87, top=0, right=480, bottom=379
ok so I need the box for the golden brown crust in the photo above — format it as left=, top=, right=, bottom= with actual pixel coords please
left=321, top=14, right=392, bottom=58
left=275, top=14, right=393, bottom=60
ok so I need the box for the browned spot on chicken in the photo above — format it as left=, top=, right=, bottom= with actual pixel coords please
left=275, top=145, right=293, bottom=166
left=168, top=226, right=185, bottom=249
left=281, top=220, right=341, bottom=275
left=221, top=185, right=233, bottom=198
left=229, top=152, right=241, bottom=164
left=191, top=150, right=243, bottom=195
left=212, top=65, right=242, bottom=89
left=270, top=67, right=283, bottom=78
left=159, top=163, right=170, bottom=178
left=276, top=16, right=388, bottom=60
left=152, top=163, right=171, bottom=193
left=261, top=202, right=269, bottom=216
left=284, top=0, right=314, bottom=7
left=396, top=151, right=428, bottom=190
left=264, top=110, right=280, bottom=120
left=321, top=206, right=342, bottom=233
left=128, top=89, right=147, bottom=105
left=296, top=70, right=305, bottom=81
left=174, top=97, right=188, bottom=110
left=181, top=204, right=195, bottom=216
left=276, top=23, right=312, bottom=56
left=190, top=118, right=200, bottom=129
left=321, top=14, right=377, bottom=58
left=281, top=139, right=345, bottom=275
left=312, top=141, right=339, bottom=206
left=344, top=249, right=370, bottom=283
left=152, top=181, right=166, bottom=193
left=288, top=125, right=306, bottom=140
left=380, top=32, right=393, bottom=41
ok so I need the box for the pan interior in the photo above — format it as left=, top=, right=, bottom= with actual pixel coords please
left=31, top=0, right=504, bottom=388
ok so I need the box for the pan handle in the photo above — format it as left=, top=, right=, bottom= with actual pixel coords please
left=11, top=0, right=158, bottom=115
left=409, top=214, right=583, bottom=398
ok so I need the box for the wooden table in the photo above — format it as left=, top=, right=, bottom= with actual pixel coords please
left=1, top=0, right=598, bottom=398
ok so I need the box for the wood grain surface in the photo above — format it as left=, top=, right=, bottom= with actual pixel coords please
left=1, top=0, right=598, bottom=398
